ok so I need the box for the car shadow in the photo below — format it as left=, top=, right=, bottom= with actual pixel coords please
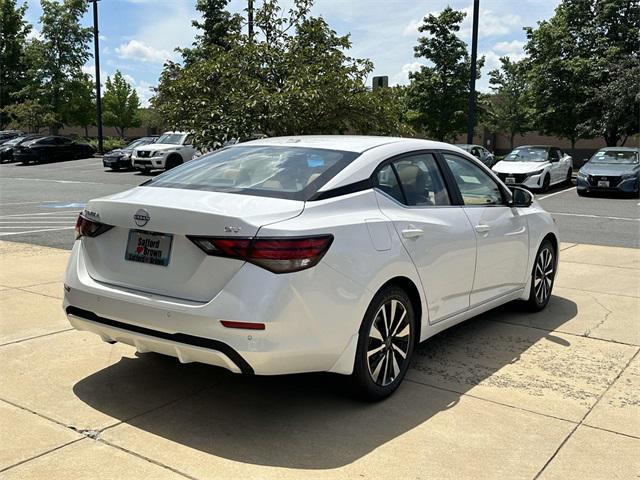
left=73, top=295, right=578, bottom=470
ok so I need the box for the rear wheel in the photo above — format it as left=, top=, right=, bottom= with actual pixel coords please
left=525, top=239, right=556, bottom=312
left=352, top=286, right=416, bottom=401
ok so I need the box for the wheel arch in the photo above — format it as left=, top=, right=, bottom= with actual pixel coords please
left=374, top=275, right=423, bottom=349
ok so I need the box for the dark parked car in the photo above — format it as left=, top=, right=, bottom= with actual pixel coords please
left=455, top=144, right=497, bottom=167
left=0, top=130, right=24, bottom=145
left=14, top=136, right=95, bottom=164
left=577, top=147, right=640, bottom=196
left=103, top=136, right=158, bottom=170
left=0, top=135, right=43, bottom=162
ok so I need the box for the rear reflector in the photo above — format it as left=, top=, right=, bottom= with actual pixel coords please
left=221, top=320, right=266, bottom=330
left=75, top=214, right=113, bottom=240
left=188, top=235, right=333, bottom=273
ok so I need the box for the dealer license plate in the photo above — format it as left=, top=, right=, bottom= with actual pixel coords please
left=597, top=180, right=609, bottom=188
left=125, top=230, right=173, bottom=266
left=505, top=176, right=516, bottom=184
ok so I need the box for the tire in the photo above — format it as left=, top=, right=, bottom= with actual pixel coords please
left=565, top=168, right=573, bottom=185
left=165, top=154, right=182, bottom=170
left=351, top=286, right=417, bottom=401
left=541, top=174, right=551, bottom=192
left=577, top=190, right=587, bottom=197
left=524, top=239, right=556, bottom=312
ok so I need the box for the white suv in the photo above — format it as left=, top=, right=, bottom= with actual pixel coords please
left=132, top=132, right=197, bottom=172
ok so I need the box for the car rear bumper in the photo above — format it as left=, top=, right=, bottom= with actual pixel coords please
left=63, top=240, right=369, bottom=376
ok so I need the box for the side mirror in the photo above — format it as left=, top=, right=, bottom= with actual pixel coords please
left=510, top=187, right=533, bottom=207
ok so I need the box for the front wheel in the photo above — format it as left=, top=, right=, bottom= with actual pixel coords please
left=540, top=174, right=551, bottom=192
left=525, top=239, right=556, bottom=312
left=352, top=286, right=416, bottom=401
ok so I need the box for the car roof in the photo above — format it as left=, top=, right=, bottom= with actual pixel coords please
left=597, top=147, right=639, bottom=152
left=515, top=145, right=552, bottom=149
left=238, top=135, right=456, bottom=153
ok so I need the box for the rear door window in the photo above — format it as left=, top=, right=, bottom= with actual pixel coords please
left=147, top=146, right=359, bottom=200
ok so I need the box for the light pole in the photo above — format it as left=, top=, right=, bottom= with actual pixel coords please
left=466, top=0, right=479, bottom=145
left=89, top=0, right=103, bottom=154
left=248, top=0, right=254, bottom=41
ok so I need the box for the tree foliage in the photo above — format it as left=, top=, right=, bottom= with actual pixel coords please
left=103, top=71, right=141, bottom=138
left=61, top=74, right=95, bottom=136
left=525, top=0, right=640, bottom=146
left=0, top=0, right=32, bottom=128
left=3, top=99, right=52, bottom=132
left=22, top=0, right=92, bottom=132
left=487, top=57, right=531, bottom=149
left=405, top=7, right=484, bottom=142
left=153, top=0, right=408, bottom=149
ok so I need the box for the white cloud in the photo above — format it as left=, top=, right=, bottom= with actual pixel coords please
left=391, top=61, right=424, bottom=85
left=115, top=40, right=171, bottom=64
left=402, top=19, right=422, bottom=37
left=460, top=7, right=522, bottom=39
left=493, top=40, right=526, bottom=54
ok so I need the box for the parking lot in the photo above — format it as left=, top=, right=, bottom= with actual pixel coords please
left=0, top=157, right=638, bottom=250
left=1, top=157, right=639, bottom=479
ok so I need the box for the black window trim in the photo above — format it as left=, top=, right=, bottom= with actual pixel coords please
left=436, top=149, right=514, bottom=208
left=370, top=149, right=461, bottom=208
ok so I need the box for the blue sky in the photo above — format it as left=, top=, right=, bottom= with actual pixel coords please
left=24, top=0, right=560, bottom=106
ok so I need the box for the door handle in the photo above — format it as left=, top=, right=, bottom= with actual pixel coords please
left=401, top=227, right=424, bottom=239
left=475, top=224, right=492, bottom=233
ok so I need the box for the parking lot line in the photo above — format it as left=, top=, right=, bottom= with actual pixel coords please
left=0, top=227, right=75, bottom=237
left=538, top=186, right=576, bottom=200
left=549, top=212, right=640, bottom=222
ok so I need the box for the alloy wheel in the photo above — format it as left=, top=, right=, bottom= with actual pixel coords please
left=534, top=247, right=554, bottom=304
left=366, top=299, right=412, bottom=386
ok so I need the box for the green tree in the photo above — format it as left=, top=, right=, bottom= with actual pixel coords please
left=153, top=0, right=405, bottom=149
left=190, top=0, right=242, bottom=51
left=2, top=99, right=52, bottom=132
left=0, top=0, right=32, bottom=128
left=22, top=0, right=92, bottom=132
left=103, top=71, right=141, bottom=138
left=138, top=108, right=164, bottom=132
left=525, top=0, right=639, bottom=147
left=405, top=7, right=484, bottom=142
left=487, top=57, right=531, bottom=149
left=61, top=74, right=95, bottom=136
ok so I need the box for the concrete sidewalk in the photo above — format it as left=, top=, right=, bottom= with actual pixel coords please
left=0, top=240, right=638, bottom=479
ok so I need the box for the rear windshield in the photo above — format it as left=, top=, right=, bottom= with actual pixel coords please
left=145, top=145, right=360, bottom=200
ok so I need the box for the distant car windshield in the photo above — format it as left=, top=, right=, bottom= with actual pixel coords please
left=590, top=150, right=639, bottom=164
left=126, top=138, right=153, bottom=149
left=156, top=134, right=184, bottom=145
left=145, top=145, right=360, bottom=200
left=3, top=136, right=27, bottom=146
left=503, top=147, right=548, bottom=162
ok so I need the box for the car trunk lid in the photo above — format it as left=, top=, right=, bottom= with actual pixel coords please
left=80, top=186, right=304, bottom=302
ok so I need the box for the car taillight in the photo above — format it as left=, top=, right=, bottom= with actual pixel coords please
left=188, top=235, right=333, bottom=273
left=75, top=214, right=113, bottom=240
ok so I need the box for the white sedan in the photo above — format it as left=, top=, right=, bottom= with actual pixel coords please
left=64, top=136, right=559, bottom=399
left=492, top=145, right=573, bottom=192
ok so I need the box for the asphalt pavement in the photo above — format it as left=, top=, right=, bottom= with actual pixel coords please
left=0, top=157, right=638, bottom=249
